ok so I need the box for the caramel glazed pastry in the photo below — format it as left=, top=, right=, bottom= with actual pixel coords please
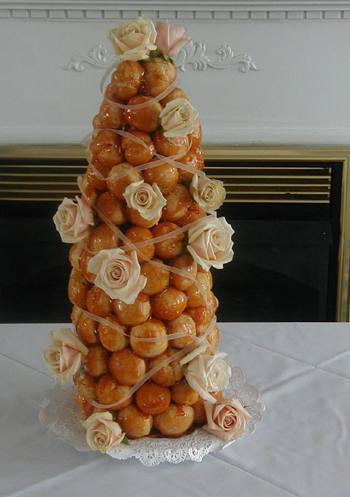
left=55, top=22, right=234, bottom=442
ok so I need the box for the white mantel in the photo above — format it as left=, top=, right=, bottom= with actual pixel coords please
left=1, top=1, right=350, bottom=146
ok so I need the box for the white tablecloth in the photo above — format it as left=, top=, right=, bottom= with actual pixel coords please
left=1, top=322, right=350, bottom=497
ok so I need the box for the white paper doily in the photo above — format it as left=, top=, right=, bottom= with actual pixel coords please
left=39, top=367, right=264, bottom=466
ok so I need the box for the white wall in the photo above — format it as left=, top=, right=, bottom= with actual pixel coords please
left=1, top=1, right=350, bottom=146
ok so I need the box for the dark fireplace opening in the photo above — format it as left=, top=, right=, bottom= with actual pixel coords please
left=212, top=161, right=342, bottom=322
left=0, top=159, right=343, bottom=323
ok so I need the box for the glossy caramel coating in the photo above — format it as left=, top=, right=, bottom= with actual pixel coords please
left=75, top=393, right=99, bottom=418
left=186, top=271, right=211, bottom=308
left=177, top=147, right=204, bottom=182
left=68, top=268, right=90, bottom=308
left=162, top=184, right=192, bottom=222
left=167, top=313, right=196, bottom=349
left=95, top=373, right=133, bottom=410
left=89, top=130, right=123, bottom=168
left=69, top=240, right=86, bottom=271
left=177, top=202, right=206, bottom=227
left=126, top=205, right=160, bottom=229
left=153, top=404, right=194, bottom=436
left=153, top=128, right=189, bottom=158
left=169, top=254, right=197, bottom=291
left=86, top=162, right=108, bottom=192
left=160, top=88, right=189, bottom=106
left=80, top=172, right=100, bottom=205
left=96, top=191, right=126, bottom=226
left=70, top=305, right=82, bottom=326
left=98, top=315, right=129, bottom=352
left=152, top=287, right=188, bottom=321
left=121, top=131, right=155, bottom=166
left=124, top=226, right=155, bottom=263
left=74, top=372, right=97, bottom=400
left=111, top=61, right=144, bottom=100
left=85, top=344, right=109, bottom=378
left=136, top=382, right=171, bottom=415
left=99, top=98, right=125, bottom=130
left=112, top=294, right=151, bottom=326
left=109, top=348, right=146, bottom=386
left=171, top=381, right=199, bottom=406
left=76, top=313, right=99, bottom=345
left=186, top=304, right=215, bottom=335
left=204, top=324, right=220, bottom=353
left=80, top=250, right=96, bottom=284
left=143, top=58, right=177, bottom=97
left=152, top=222, right=184, bottom=260
left=107, top=162, right=143, bottom=200
left=88, top=224, right=119, bottom=253
left=130, top=319, right=168, bottom=358
left=147, top=348, right=184, bottom=387
left=143, top=160, right=178, bottom=195
left=117, top=404, right=153, bottom=439
left=140, top=259, right=170, bottom=296
left=192, top=397, right=207, bottom=426
left=86, top=286, right=113, bottom=318
left=124, top=96, right=162, bottom=133
left=188, top=119, right=203, bottom=150
left=92, top=113, right=103, bottom=130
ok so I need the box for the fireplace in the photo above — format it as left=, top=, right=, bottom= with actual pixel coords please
left=0, top=145, right=349, bottom=323
left=1, top=2, right=350, bottom=321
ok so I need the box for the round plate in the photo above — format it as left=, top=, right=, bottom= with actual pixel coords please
left=39, top=367, right=264, bottom=466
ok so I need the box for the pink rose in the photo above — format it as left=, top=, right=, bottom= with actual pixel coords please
left=155, top=20, right=192, bottom=57
left=203, top=398, right=251, bottom=442
left=187, top=216, right=234, bottom=271
left=42, top=328, right=88, bottom=386
left=53, top=196, right=94, bottom=243
left=88, top=248, right=147, bottom=303
left=108, top=16, right=157, bottom=62
left=82, top=412, right=126, bottom=453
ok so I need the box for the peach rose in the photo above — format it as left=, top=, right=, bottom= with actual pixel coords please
left=187, top=216, right=234, bottom=271
left=123, top=180, right=166, bottom=221
left=53, top=196, right=94, bottom=243
left=42, top=328, right=88, bottom=386
left=203, top=398, right=251, bottom=442
left=190, top=174, right=226, bottom=212
left=82, top=412, right=126, bottom=453
left=108, top=16, right=157, bottom=62
left=155, top=20, right=191, bottom=57
left=159, top=98, right=199, bottom=138
left=88, top=248, right=147, bottom=303
left=185, top=352, right=232, bottom=403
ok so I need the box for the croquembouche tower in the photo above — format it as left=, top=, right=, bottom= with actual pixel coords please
left=43, top=16, right=252, bottom=454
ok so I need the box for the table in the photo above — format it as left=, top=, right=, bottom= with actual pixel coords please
left=1, top=322, right=350, bottom=497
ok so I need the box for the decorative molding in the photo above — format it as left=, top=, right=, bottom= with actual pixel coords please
left=2, top=2, right=350, bottom=22
left=63, top=44, right=116, bottom=72
left=176, top=42, right=258, bottom=72
left=63, top=41, right=259, bottom=73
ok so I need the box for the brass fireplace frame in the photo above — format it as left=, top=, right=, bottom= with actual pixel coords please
left=1, top=145, right=349, bottom=321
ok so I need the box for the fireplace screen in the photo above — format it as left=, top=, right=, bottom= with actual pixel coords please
left=0, top=145, right=349, bottom=322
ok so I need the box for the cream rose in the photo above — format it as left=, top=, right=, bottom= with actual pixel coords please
left=82, top=412, right=126, bottom=453
left=155, top=20, right=191, bottom=57
left=203, top=398, right=251, bottom=442
left=53, top=196, right=94, bottom=244
left=190, top=174, right=226, bottom=213
left=87, top=248, right=146, bottom=303
left=185, top=353, right=232, bottom=403
left=42, top=328, right=88, bottom=386
left=123, top=180, right=166, bottom=221
left=159, top=98, right=199, bottom=138
left=107, top=16, right=157, bottom=62
left=187, top=216, right=234, bottom=271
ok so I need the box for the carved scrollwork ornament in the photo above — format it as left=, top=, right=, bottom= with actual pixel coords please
left=64, top=42, right=258, bottom=73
